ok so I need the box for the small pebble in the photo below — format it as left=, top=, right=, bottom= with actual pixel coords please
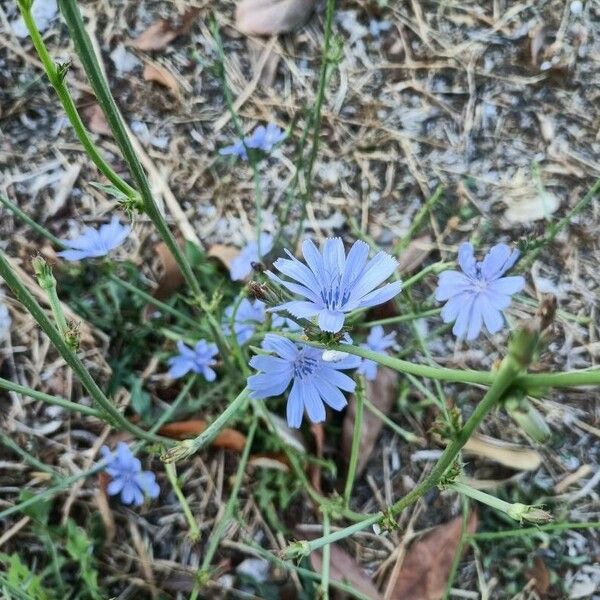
left=570, top=0, right=583, bottom=16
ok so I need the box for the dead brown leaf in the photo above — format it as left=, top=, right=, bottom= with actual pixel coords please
left=342, top=368, right=398, bottom=477
left=82, top=103, right=111, bottom=136
left=129, top=9, right=199, bottom=51
left=310, top=544, right=383, bottom=600
left=152, top=242, right=185, bottom=300
left=158, top=419, right=246, bottom=452
left=463, top=434, right=542, bottom=471
left=398, top=235, right=432, bottom=274
left=309, top=422, right=324, bottom=492
left=391, top=512, right=478, bottom=600
left=526, top=556, right=550, bottom=596
left=248, top=453, right=290, bottom=471
left=236, top=0, right=317, bottom=36
left=208, top=244, right=240, bottom=273
left=143, top=63, right=180, bottom=96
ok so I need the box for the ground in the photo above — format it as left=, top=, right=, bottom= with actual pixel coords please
left=0, top=0, right=599, bottom=599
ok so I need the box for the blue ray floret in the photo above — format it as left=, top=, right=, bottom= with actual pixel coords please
left=230, top=233, right=274, bottom=280
left=57, top=216, right=130, bottom=261
left=168, top=340, right=218, bottom=380
left=267, top=238, right=402, bottom=334
left=248, top=334, right=361, bottom=428
left=219, top=123, right=285, bottom=160
left=358, top=325, right=396, bottom=381
left=435, top=242, right=525, bottom=340
left=223, top=298, right=266, bottom=345
left=101, top=442, right=159, bottom=506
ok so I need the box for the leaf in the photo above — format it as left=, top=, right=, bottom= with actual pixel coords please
left=152, top=241, right=185, bottom=300
left=526, top=556, right=551, bottom=596
left=391, top=512, right=478, bottom=600
left=248, top=453, right=290, bottom=471
left=208, top=244, right=240, bottom=273
left=143, top=62, right=180, bottom=95
left=310, top=544, right=383, bottom=600
left=0, top=552, right=50, bottom=600
left=235, top=0, right=317, bottom=36
left=129, top=9, right=199, bottom=51
left=82, top=103, right=111, bottom=136
left=398, top=235, right=432, bottom=274
left=342, top=368, right=398, bottom=477
left=158, top=419, right=246, bottom=452
left=504, top=190, right=559, bottom=224
left=463, top=434, right=542, bottom=471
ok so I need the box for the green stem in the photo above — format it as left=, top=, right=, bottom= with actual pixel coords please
left=320, top=510, right=331, bottom=600
left=0, top=376, right=102, bottom=418
left=362, top=308, right=441, bottom=328
left=161, top=387, right=249, bottom=462
left=291, top=336, right=526, bottom=555
left=393, top=185, right=444, bottom=254
left=343, top=377, right=364, bottom=509
left=402, top=261, right=454, bottom=291
left=58, top=0, right=200, bottom=297
left=363, top=396, right=420, bottom=443
left=164, top=462, right=201, bottom=541
left=0, top=432, right=58, bottom=477
left=0, top=251, right=165, bottom=445
left=17, top=1, right=135, bottom=198
left=470, top=521, right=600, bottom=541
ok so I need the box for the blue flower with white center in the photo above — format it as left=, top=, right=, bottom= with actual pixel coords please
left=230, top=233, right=274, bottom=281
left=248, top=334, right=361, bottom=428
left=100, top=442, right=159, bottom=506
left=358, top=326, right=396, bottom=381
left=436, top=242, right=525, bottom=341
left=219, top=123, right=285, bottom=161
left=223, top=298, right=266, bottom=345
left=167, top=340, right=218, bottom=380
left=267, top=238, right=402, bottom=334
left=57, top=216, right=130, bottom=261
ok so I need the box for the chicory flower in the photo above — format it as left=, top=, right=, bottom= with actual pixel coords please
left=219, top=123, right=285, bottom=160
left=230, top=233, right=274, bottom=281
left=58, top=216, right=130, bottom=261
left=168, top=340, right=218, bottom=380
left=435, top=242, right=525, bottom=340
left=358, top=326, right=396, bottom=380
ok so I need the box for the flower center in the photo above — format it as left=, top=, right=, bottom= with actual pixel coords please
left=320, top=277, right=351, bottom=310
left=293, top=351, right=319, bottom=379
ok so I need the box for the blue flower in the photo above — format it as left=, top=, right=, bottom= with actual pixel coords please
left=436, top=242, right=525, bottom=340
left=230, top=233, right=274, bottom=281
left=223, top=298, right=266, bottom=344
left=219, top=123, right=285, bottom=161
left=167, top=340, right=218, bottom=380
left=248, top=334, right=361, bottom=428
left=267, top=238, right=402, bottom=334
left=358, top=326, right=396, bottom=380
left=57, top=216, right=130, bottom=261
left=100, top=442, right=159, bottom=506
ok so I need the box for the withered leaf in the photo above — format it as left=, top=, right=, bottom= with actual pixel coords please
left=463, top=434, right=541, bottom=471
left=82, top=103, right=111, bottom=136
left=342, top=368, right=398, bottom=477
left=391, top=512, right=478, bottom=600
left=129, top=9, right=199, bottom=51
left=152, top=241, right=185, bottom=301
left=143, top=62, right=180, bottom=95
left=236, top=0, right=317, bottom=36
left=398, top=235, right=432, bottom=274
left=158, top=419, right=246, bottom=452
left=208, top=244, right=240, bottom=273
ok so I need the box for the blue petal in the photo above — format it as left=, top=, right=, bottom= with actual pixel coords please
left=230, top=255, right=252, bottom=280
left=286, top=380, right=305, bottom=428
left=441, top=292, right=473, bottom=323
left=480, top=295, right=505, bottom=334
left=107, top=477, right=125, bottom=496
left=250, top=354, right=293, bottom=373
left=302, top=380, right=326, bottom=423
left=323, top=238, right=346, bottom=277
left=320, top=368, right=356, bottom=392
left=120, top=483, right=136, bottom=505
left=452, top=296, right=475, bottom=339
left=356, top=280, right=402, bottom=309
left=57, top=248, right=92, bottom=261
left=341, top=240, right=370, bottom=289
left=168, top=356, right=194, bottom=378
left=349, top=251, right=398, bottom=301
left=134, top=472, right=160, bottom=498
left=466, top=296, right=484, bottom=340
left=313, top=376, right=348, bottom=410
left=481, top=244, right=519, bottom=280
left=435, top=271, right=472, bottom=300
left=202, top=366, right=217, bottom=382
left=262, top=334, right=299, bottom=361
left=302, top=239, right=326, bottom=281
left=317, top=309, right=345, bottom=333
left=247, top=372, right=292, bottom=398
left=273, top=253, right=320, bottom=290
left=267, top=272, right=320, bottom=303
left=488, top=276, right=525, bottom=296
left=457, top=242, right=477, bottom=277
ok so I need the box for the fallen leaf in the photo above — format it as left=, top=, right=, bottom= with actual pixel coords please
left=82, top=103, right=111, bottom=136
left=208, top=244, right=240, bottom=273
left=158, top=419, right=246, bottom=452
left=526, top=556, right=550, bottom=596
left=391, top=512, right=478, bottom=600
left=309, top=423, right=324, bottom=492
left=398, top=235, right=432, bottom=274
left=342, top=368, right=399, bottom=477
left=143, top=62, right=180, bottom=95
left=152, top=241, right=185, bottom=301
left=129, top=9, right=199, bottom=51
left=504, top=190, right=559, bottom=224
left=248, top=453, right=290, bottom=471
left=463, top=434, right=542, bottom=471
left=236, top=0, right=317, bottom=36
left=310, top=543, right=383, bottom=600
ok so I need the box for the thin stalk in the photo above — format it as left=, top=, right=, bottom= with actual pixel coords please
left=363, top=396, right=420, bottom=443
left=161, top=387, right=250, bottom=462
left=442, top=496, right=470, bottom=600
left=0, top=251, right=166, bottom=445
left=401, top=261, right=454, bottom=291
left=0, top=376, right=102, bottom=418
left=287, top=333, right=527, bottom=556
left=343, top=376, right=364, bottom=509
left=470, top=521, right=600, bottom=541
left=199, top=418, right=257, bottom=572
left=393, top=185, right=444, bottom=254
left=164, top=462, right=201, bottom=541
left=363, top=308, right=441, bottom=328
left=0, top=432, right=58, bottom=477
left=292, top=0, right=337, bottom=248
left=16, top=1, right=135, bottom=198
left=58, top=0, right=200, bottom=297
left=320, top=510, right=331, bottom=600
